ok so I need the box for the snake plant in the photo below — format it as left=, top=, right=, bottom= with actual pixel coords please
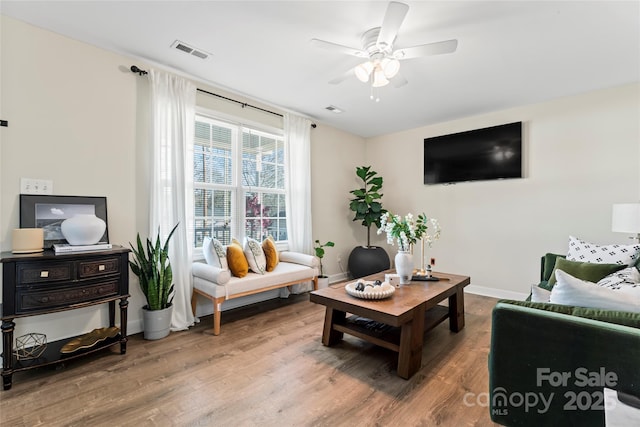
left=129, top=224, right=178, bottom=311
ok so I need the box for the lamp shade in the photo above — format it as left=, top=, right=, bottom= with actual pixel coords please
left=354, top=62, right=374, bottom=82
left=612, top=203, right=640, bottom=233
left=381, top=58, right=400, bottom=79
left=372, top=68, right=389, bottom=87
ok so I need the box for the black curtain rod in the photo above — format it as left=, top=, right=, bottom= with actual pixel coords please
left=130, top=65, right=316, bottom=127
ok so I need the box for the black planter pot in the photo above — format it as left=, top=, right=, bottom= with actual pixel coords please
left=348, top=246, right=390, bottom=279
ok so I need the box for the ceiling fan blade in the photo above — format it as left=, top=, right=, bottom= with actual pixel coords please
left=394, top=39, right=458, bottom=60
left=310, top=38, right=366, bottom=57
left=328, top=68, right=356, bottom=85
left=377, top=2, right=410, bottom=49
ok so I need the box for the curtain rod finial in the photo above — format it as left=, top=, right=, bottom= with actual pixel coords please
left=130, top=65, right=148, bottom=76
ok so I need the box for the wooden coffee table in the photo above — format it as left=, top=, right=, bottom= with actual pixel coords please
left=309, top=270, right=471, bottom=379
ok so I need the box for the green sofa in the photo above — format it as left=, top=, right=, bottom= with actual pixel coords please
left=489, top=254, right=640, bottom=426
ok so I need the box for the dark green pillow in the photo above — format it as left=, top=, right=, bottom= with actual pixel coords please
left=542, top=253, right=565, bottom=282
left=547, top=257, right=626, bottom=287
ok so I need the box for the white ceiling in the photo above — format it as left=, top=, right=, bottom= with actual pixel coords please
left=2, top=1, right=639, bottom=138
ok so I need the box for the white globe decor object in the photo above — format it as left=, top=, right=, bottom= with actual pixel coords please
left=61, top=214, right=106, bottom=245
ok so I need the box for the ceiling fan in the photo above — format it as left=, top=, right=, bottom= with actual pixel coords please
left=311, top=1, right=458, bottom=98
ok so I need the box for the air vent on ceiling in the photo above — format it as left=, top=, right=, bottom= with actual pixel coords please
left=171, top=40, right=211, bottom=60
left=325, top=105, right=344, bottom=114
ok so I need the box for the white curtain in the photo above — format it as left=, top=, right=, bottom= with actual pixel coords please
left=149, top=69, right=196, bottom=331
left=284, top=113, right=313, bottom=254
left=284, top=113, right=313, bottom=294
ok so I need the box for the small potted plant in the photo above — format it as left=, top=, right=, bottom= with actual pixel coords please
left=129, top=223, right=178, bottom=340
left=314, top=239, right=335, bottom=288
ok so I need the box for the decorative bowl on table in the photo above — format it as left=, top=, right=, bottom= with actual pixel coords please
left=345, top=280, right=395, bottom=300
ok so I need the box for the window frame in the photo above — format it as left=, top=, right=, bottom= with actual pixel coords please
left=192, top=108, right=288, bottom=260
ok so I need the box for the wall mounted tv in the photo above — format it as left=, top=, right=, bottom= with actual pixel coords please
left=424, top=121, right=523, bottom=185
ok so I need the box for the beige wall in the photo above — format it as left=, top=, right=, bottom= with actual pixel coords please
left=366, top=83, right=640, bottom=298
left=0, top=16, right=365, bottom=340
left=1, top=16, right=141, bottom=339
left=311, top=125, right=366, bottom=280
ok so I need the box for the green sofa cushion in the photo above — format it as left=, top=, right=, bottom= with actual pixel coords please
left=499, top=299, right=640, bottom=328
left=546, top=257, right=626, bottom=288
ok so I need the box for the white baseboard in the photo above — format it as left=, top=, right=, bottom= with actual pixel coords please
left=128, top=318, right=143, bottom=335
left=464, top=284, right=528, bottom=301
left=329, top=272, right=350, bottom=284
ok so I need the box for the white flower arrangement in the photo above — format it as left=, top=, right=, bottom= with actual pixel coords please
left=377, top=212, right=441, bottom=252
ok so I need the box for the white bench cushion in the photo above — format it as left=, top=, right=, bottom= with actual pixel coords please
left=193, top=260, right=317, bottom=299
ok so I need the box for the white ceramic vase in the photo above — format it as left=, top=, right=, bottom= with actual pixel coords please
left=61, top=214, right=106, bottom=245
left=395, top=250, right=413, bottom=285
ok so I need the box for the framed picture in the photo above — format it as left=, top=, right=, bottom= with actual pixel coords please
left=20, top=194, right=109, bottom=248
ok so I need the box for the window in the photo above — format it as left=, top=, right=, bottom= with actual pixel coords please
left=193, top=113, right=287, bottom=249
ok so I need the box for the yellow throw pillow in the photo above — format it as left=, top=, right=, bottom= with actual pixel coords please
left=227, top=240, right=249, bottom=278
left=262, top=236, right=279, bottom=272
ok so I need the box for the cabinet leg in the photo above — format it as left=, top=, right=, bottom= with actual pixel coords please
left=109, top=300, right=116, bottom=327
left=2, top=319, right=15, bottom=390
left=119, top=298, right=129, bottom=354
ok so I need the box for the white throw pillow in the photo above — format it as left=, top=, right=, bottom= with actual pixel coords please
left=202, top=237, right=228, bottom=270
left=566, top=236, right=640, bottom=266
left=550, top=270, right=640, bottom=312
left=597, top=267, right=640, bottom=291
left=244, top=237, right=266, bottom=274
left=530, top=284, right=551, bottom=303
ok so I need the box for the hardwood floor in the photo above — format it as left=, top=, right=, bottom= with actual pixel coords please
left=0, top=292, right=500, bottom=427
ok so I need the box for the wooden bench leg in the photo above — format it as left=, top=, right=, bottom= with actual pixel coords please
left=213, top=298, right=223, bottom=336
left=193, top=290, right=224, bottom=336
left=191, top=292, right=198, bottom=317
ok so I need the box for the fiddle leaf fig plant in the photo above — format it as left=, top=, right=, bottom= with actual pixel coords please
left=349, top=166, right=386, bottom=247
left=129, top=223, right=178, bottom=311
left=314, top=240, right=335, bottom=278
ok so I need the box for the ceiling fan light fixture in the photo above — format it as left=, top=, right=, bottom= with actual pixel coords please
left=381, top=57, right=400, bottom=78
left=372, top=68, right=389, bottom=87
left=355, top=61, right=374, bottom=82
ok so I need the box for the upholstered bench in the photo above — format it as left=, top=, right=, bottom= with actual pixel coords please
left=191, top=250, right=318, bottom=335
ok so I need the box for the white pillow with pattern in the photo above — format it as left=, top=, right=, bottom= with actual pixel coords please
left=566, top=236, right=640, bottom=266
left=203, top=237, right=228, bottom=270
left=244, top=237, right=266, bottom=274
left=597, top=267, right=640, bottom=294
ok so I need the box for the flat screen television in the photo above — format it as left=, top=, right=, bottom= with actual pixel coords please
left=424, top=122, right=523, bottom=185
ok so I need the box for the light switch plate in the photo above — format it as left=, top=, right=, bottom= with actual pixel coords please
left=21, top=178, right=53, bottom=195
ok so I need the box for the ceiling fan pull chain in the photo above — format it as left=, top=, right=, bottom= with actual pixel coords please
left=370, top=85, right=380, bottom=103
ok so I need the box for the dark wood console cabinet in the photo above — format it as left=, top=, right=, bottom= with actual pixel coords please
left=1, top=247, right=130, bottom=390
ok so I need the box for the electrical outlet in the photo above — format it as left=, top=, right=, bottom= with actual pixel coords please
left=21, top=178, right=53, bottom=195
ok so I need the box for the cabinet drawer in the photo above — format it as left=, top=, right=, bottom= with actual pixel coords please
left=17, top=281, right=119, bottom=312
left=17, top=262, right=73, bottom=284
left=78, top=257, right=120, bottom=278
